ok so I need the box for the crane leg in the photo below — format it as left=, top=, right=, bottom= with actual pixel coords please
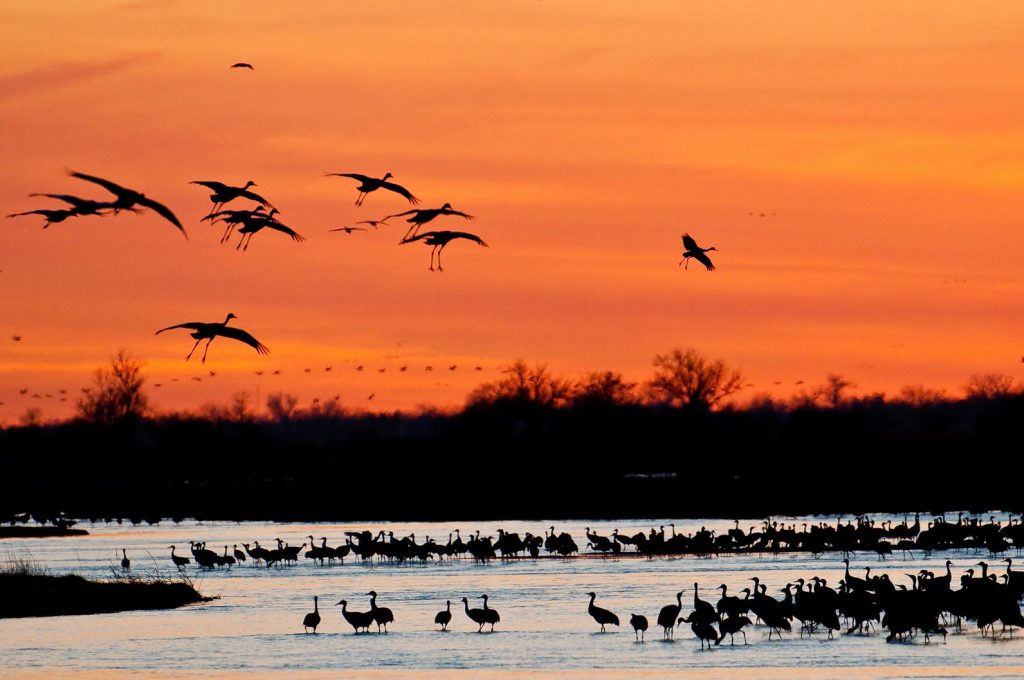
left=201, top=339, right=213, bottom=364
left=185, top=339, right=202, bottom=361
left=437, top=244, right=445, bottom=272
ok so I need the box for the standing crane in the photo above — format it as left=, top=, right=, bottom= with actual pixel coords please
left=156, top=313, right=268, bottom=363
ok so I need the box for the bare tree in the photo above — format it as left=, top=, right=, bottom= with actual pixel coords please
left=266, top=392, right=300, bottom=421
left=571, top=371, right=637, bottom=407
left=467, top=359, right=571, bottom=408
left=964, top=373, right=1019, bottom=399
left=646, top=348, right=743, bottom=411
left=77, top=349, right=149, bottom=423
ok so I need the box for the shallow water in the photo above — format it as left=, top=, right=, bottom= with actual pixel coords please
left=2, top=515, right=1023, bottom=679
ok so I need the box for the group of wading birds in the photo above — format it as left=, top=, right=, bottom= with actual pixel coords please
left=290, top=564, right=1024, bottom=647
left=131, top=515, right=1024, bottom=645
left=6, top=170, right=718, bottom=364
left=155, top=514, right=1024, bottom=574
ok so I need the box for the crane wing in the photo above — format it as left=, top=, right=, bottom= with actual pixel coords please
left=693, top=251, right=716, bottom=271
left=190, top=181, right=230, bottom=193
left=443, top=209, right=474, bottom=220
left=380, top=181, right=419, bottom=204
left=682, top=233, right=699, bottom=251
left=67, top=170, right=129, bottom=198
left=449, top=231, right=488, bottom=246
left=155, top=322, right=205, bottom=335
left=137, top=195, right=187, bottom=237
left=216, top=326, right=269, bottom=354
left=325, top=172, right=372, bottom=183
left=238, top=189, right=274, bottom=208
left=399, top=231, right=430, bottom=244
left=384, top=208, right=419, bottom=220
left=264, top=221, right=305, bottom=242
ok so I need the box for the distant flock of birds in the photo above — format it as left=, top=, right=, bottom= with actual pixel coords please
left=7, top=166, right=715, bottom=365
left=145, top=515, right=1024, bottom=574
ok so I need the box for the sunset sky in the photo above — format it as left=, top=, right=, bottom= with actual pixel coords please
left=2, top=1, right=1023, bottom=422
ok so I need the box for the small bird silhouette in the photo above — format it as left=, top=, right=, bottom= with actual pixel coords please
left=12, top=335, right=22, bottom=342
left=330, top=226, right=367, bottom=234
left=368, top=393, right=375, bottom=400
left=231, top=62, right=254, bottom=69
left=357, top=219, right=389, bottom=228
left=679, top=233, right=717, bottom=271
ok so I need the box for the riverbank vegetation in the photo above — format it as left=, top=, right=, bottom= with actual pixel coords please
left=1, top=349, right=1021, bottom=522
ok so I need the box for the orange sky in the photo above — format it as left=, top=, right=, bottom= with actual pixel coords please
left=2, top=1, right=1024, bottom=422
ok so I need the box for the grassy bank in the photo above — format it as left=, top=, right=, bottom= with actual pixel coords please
left=0, top=557, right=208, bottom=618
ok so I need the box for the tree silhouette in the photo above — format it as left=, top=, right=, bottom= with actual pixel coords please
left=77, top=350, right=149, bottom=424
left=964, top=373, right=1019, bottom=399
left=467, top=359, right=570, bottom=408
left=266, top=392, right=299, bottom=421
left=571, top=371, right=637, bottom=408
left=646, top=348, right=743, bottom=411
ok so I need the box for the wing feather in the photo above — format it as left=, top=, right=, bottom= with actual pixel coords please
left=682, top=233, right=699, bottom=251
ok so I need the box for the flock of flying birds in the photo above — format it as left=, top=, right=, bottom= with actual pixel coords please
left=7, top=164, right=718, bottom=368
left=5, top=57, right=718, bottom=407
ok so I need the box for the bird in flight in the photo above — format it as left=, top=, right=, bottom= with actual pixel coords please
left=329, top=226, right=367, bottom=235
left=386, top=203, right=474, bottom=240
left=29, top=193, right=114, bottom=217
left=325, top=172, right=418, bottom=207
left=231, top=62, right=254, bottom=69
left=68, top=170, right=186, bottom=238
left=234, top=211, right=304, bottom=251
left=155, top=313, right=268, bottom=364
left=400, top=230, right=489, bottom=271
left=190, top=180, right=273, bottom=215
left=7, top=208, right=78, bottom=228
left=356, top=219, right=389, bottom=228
left=679, top=233, right=717, bottom=271
left=12, top=335, right=22, bottom=342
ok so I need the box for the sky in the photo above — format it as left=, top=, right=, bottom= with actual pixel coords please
left=2, top=1, right=1024, bottom=422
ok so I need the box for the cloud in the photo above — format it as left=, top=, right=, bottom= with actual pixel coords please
left=0, top=52, right=162, bottom=100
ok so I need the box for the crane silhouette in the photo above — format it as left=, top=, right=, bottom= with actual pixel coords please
left=120, top=549, right=130, bottom=572
left=303, top=596, right=321, bottom=633
left=235, top=212, right=304, bottom=251
left=67, top=170, right=186, bottom=238
left=367, top=591, right=394, bottom=633
left=679, top=233, right=717, bottom=271
left=6, top=209, right=78, bottom=228
left=190, top=180, right=273, bottom=215
left=630, top=614, right=649, bottom=642
left=435, top=600, right=452, bottom=631
left=28, top=193, right=114, bottom=216
left=587, top=592, right=620, bottom=632
left=156, top=313, right=268, bottom=363
left=399, top=230, right=488, bottom=271
left=329, top=226, right=368, bottom=235
left=230, top=62, right=254, bottom=69
left=325, top=172, right=418, bottom=207
left=386, top=203, right=474, bottom=239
